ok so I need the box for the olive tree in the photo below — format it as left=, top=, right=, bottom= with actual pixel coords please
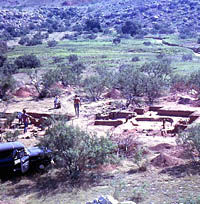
left=115, top=65, right=145, bottom=104
left=83, top=67, right=115, bottom=101
left=140, top=59, right=172, bottom=104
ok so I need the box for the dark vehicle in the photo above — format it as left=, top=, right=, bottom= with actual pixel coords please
left=0, top=142, right=52, bottom=174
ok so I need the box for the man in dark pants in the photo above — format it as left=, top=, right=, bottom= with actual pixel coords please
left=22, top=109, right=29, bottom=133
left=73, top=95, right=81, bottom=117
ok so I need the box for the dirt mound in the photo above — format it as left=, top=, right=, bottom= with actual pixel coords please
left=150, top=144, right=193, bottom=160
left=104, top=88, right=122, bottom=99
left=14, top=86, right=38, bottom=98
left=151, top=153, right=185, bottom=168
left=149, top=143, right=174, bottom=151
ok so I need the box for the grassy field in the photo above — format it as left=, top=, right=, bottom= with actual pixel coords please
left=7, top=34, right=200, bottom=76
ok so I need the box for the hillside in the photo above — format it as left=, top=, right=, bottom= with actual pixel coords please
left=0, top=0, right=95, bottom=8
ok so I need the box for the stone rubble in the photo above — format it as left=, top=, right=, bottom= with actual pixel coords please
left=86, top=195, right=136, bottom=204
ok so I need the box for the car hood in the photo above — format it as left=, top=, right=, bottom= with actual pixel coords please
left=28, top=146, right=46, bottom=157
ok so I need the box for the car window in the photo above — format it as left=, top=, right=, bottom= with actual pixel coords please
left=0, top=150, right=13, bottom=159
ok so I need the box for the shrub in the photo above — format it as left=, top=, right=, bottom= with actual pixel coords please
left=26, top=37, right=42, bottom=46
left=68, top=54, right=78, bottom=63
left=18, top=36, right=30, bottom=45
left=47, top=40, right=58, bottom=47
left=115, top=66, right=144, bottom=104
left=84, top=19, right=101, bottom=32
left=121, top=21, right=141, bottom=36
left=0, top=54, right=7, bottom=67
left=143, top=41, right=151, bottom=46
left=170, top=74, right=189, bottom=92
left=143, top=76, right=163, bottom=104
left=42, top=68, right=61, bottom=89
left=70, top=62, right=86, bottom=82
left=4, top=112, right=18, bottom=128
left=113, top=38, right=121, bottom=45
left=1, top=62, right=17, bottom=75
left=51, top=57, right=64, bottom=64
left=140, top=59, right=172, bottom=80
left=4, top=130, right=20, bottom=142
left=188, top=71, right=200, bottom=92
left=59, top=66, right=77, bottom=86
left=182, top=53, right=193, bottom=61
left=40, top=120, right=117, bottom=179
left=83, top=67, right=114, bottom=101
left=178, top=124, right=200, bottom=159
left=83, top=75, right=106, bottom=101
left=0, top=74, right=16, bottom=100
left=131, top=56, right=140, bottom=62
left=0, top=40, right=8, bottom=54
left=14, top=54, right=41, bottom=69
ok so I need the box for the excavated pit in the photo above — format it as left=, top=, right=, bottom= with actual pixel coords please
left=94, top=106, right=200, bottom=134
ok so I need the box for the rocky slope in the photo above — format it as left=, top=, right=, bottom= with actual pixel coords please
left=0, top=0, right=200, bottom=42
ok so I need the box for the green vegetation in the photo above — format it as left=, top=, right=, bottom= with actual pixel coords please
left=178, top=124, right=200, bottom=159
left=40, top=119, right=117, bottom=179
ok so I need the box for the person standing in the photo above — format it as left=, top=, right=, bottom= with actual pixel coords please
left=74, top=95, right=81, bottom=117
left=54, top=96, right=61, bottom=109
left=17, top=112, right=23, bottom=125
left=22, top=109, right=29, bottom=134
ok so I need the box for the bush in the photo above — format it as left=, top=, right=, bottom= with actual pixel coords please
left=84, top=19, right=101, bottom=32
left=188, top=71, right=200, bottom=92
left=83, top=75, right=106, bottom=101
left=0, top=40, right=8, bottom=54
left=0, top=54, right=7, bottom=67
left=42, top=68, right=61, bottom=89
left=131, top=56, right=140, bottom=62
left=14, top=54, right=41, bottom=69
left=18, top=36, right=30, bottom=45
left=68, top=54, right=78, bottom=63
left=115, top=66, right=144, bottom=103
left=52, top=56, right=64, bottom=64
left=178, top=124, right=200, bottom=159
left=47, top=40, right=58, bottom=47
left=170, top=74, right=189, bottom=92
left=182, top=53, right=193, bottom=61
left=121, top=21, right=142, bottom=36
left=0, top=74, right=16, bottom=100
left=4, top=130, right=20, bottom=142
left=70, top=62, right=86, bottom=82
left=143, top=76, right=163, bottom=104
left=83, top=67, right=114, bottom=101
left=1, top=62, right=17, bottom=75
left=143, top=41, right=151, bottom=46
left=113, top=38, right=121, bottom=45
left=140, top=59, right=172, bottom=80
left=40, top=120, right=117, bottom=179
left=27, top=37, right=42, bottom=46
